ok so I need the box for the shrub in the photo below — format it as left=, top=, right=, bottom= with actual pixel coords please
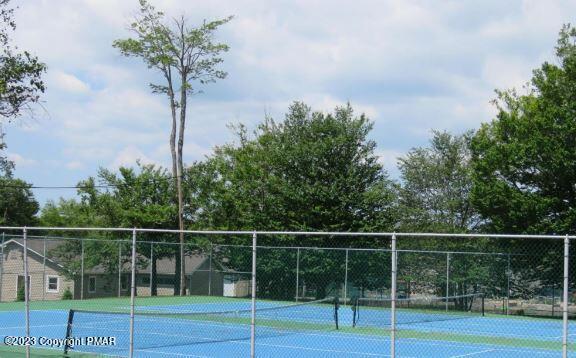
left=62, top=287, right=73, bottom=300
left=16, top=286, right=25, bottom=301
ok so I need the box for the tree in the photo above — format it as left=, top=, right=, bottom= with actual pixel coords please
left=113, top=0, right=232, bottom=295
left=193, top=102, right=397, bottom=235
left=0, top=0, right=43, bottom=227
left=41, top=164, right=179, bottom=295
left=0, top=125, right=13, bottom=176
left=397, top=130, right=480, bottom=233
left=470, top=25, right=576, bottom=293
left=0, top=0, right=45, bottom=120
left=0, top=176, right=38, bottom=226
left=396, top=131, right=488, bottom=297
left=187, top=102, right=398, bottom=299
left=471, top=25, right=576, bottom=235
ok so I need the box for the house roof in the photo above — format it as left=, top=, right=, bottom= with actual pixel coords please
left=1, top=239, right=67, bottom=272
left=1, top=238, right=211, bottom=276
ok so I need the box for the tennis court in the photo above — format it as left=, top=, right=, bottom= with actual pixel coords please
left=0, top=295, right=573, bottom=357
left=1, top=229, right=575, bottom=357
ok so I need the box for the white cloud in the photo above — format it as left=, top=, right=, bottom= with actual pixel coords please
left=109, top=146, right=158, bottom=169
left=50, top=70, right=91, bottom=94
left=482, top=55, right=532, bottom=91
left=376, top=149, right=404, bottom=178
left=5, top=0, right=576, bottom=206
left=7, top=152, right=37, bottom=167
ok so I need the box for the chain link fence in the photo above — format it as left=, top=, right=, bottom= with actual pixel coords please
left=0, top=227, right=574, bottom=357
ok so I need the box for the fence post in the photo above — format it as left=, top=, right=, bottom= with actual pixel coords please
left=42, top=236, right=46, bottom=301
left=150, top=242, right=153, bottom=296
left=506, top=253, right=511, bottom=315
left=23, top=227, right=30, bottom=358
left=295, top=247, right=300, bottom=302
left=250, top=232, right=257, bottom=358
left=344, top=249, right=349, bottom=305
left=562, top=234, right=569, bottom=358
left=446, top=252, right=450, bottom=311
left=390, top=233, right=397, bottom=358
left=118, top=242, right=122, bottom=298
left=208, top=243, right=213, bottom=296
left=0, top=232, right=4, bottom=302
left=129, top=229, right=137, bottom=358
left=80, top=239, right=85, bottom=300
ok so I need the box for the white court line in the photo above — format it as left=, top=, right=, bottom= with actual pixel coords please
left=0, top=323, right=66, bottom=330
left=399, top=337, right=562, bottom=356
left=135, top=348, right=211, bottom=357
left=251, top=341, right=405, bottom=357
left=3, top=310, right=563, bottom=357
left=449, top=349, right=497, bottom=357
left=71, top=321, right=401, bottom=357
left=71, top=315, right=565, bottom=356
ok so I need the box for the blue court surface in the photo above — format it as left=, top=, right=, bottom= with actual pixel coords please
left=0, top=301, right=574, bottom=357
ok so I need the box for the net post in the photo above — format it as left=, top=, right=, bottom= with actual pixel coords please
left=250, top=231, right=257, bottom=358
left=562, top=234, right=569, bottom=358
left=129, top=228, right=137, bottom=358
left=334, top=296, right=339, bottom=330
left=445, top=252, right=450, bottom=312
left=344, top=248, right=349, bottom=305
left=63, top=309, right=75, bottom=356
left=80, top=239, right=84, bottom=300
left=23, top=227, right=30, bottom=358
left=390, top=233, right=397, bottom=358
left=295, top=247, right=300, bottom=301
left=481, top=293, right=485, bottom=317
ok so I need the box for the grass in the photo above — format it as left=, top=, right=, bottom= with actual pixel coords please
left=0, top=345, right=98, bottom=357
left=0, top=295, right=248, bottom=313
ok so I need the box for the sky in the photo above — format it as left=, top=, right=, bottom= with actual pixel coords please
left=3, top=0, right=576, bottom=206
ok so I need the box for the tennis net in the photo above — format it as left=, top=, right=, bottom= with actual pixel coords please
left=352, top=293, right=484, bottom=328
left=63, top=297, right=339, bottom=355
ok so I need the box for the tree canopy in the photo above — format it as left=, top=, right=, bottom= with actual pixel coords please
left=190, top=102, right=397, bottom=238
left=471, top=24, right=576, bottom=235
left=398, top=130, right=479, bottom=233
left=0, top=0, right=45, bottom=120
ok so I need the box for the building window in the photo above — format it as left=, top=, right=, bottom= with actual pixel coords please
left=46, top=276, right=59, bottom=293
left=88, top=276, right=96, bottom=293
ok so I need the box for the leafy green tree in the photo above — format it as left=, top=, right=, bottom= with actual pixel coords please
left=41, top=164, right=179, bottom=295
left=0, top=127, right=13, bottom=176
left=471, top=24, right=576, bottom=235
left=193, top=102, right=397, bottom=234
left=0, top=176, right=38, bottom=225
left=395, top=131, right=492, bottom=297
left=187, top=102, right=398, bottom=299
left=0, top=0, right=45, bottom=119
left=398, top=130, right=480, bottom=233
left=470, top=25, right=576, bottom=294
left=40, top=195, right=118, bottom=283
left=113, top=0, right=232, bottom=295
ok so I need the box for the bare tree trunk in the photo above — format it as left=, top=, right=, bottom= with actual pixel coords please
left=167, top=77, right=182, bottom=296
left=177, top=74, right=187, bottom=296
